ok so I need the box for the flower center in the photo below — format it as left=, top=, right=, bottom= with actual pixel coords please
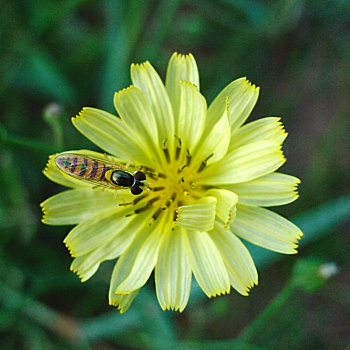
left=124, top=137, right=207, bottom=225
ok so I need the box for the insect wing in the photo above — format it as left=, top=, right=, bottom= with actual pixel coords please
left=55, top=153, right=125, bottom=189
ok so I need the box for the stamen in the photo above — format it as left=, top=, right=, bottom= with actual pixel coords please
left=151, top=207, right=163, bottom=223
left=178, top=164, right=187, bottom=173
left=134, top=202, right=152, bottom=214
left=163, top=193, right=176, bottom=209
left=133, top=194, right=148, bottom=205
left=186, top=149, right=192, bottom=166
left=138, top=165, right=165, bottom=179
left=197, top=153, right=214, bottom=172
left=148, top=196, right=160, bottom=205
left=119, top=201, right=132, bottom=207
left=175, top=135, right=182, bottom=160
left=134, top=205, right=150, bottom=214
left=162, top=139, right=170, bottom=163
left=172, top=211, right=178, bottom=228
left=151, top=186, right=166, bottom=192
left=119, top=193, right=148, bottom=206
left=126, top=196, right=160, bottom=216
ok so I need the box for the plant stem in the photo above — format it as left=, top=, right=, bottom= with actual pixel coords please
left=238, top=283, right=295, bottom=342
left=0, top=126, right=58, bottom=154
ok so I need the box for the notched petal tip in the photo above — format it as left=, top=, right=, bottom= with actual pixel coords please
left=72, top=107, right=91, bottom=121
left=206, top=283, right=231, bottom=298
left=162, top=302, right=186, bottom=312
left=114, top=85, right=135, bottom=98
left=162, top=305, right=180, bottom=312
left=109, top=300, right=117, bottom=307
left=63, top=239, right=77, bottom=258
left=179, top=306, right=186, bottom=313
left=208, top=287, right=231, bottom=298
left=241, top=279, right=258, bottom=295
left=42, top=154, right=56, bottom=176
left=131, top=60, right=151, bottom=70
left=294, top=234, right=304, bottom=242
left=242, top=76, right=260, bottom=90
left=70, top=267, right=86, bottom=282
left=171, top=51, right=194, bottom=59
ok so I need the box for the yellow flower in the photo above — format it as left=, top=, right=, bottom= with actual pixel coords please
left=41, top=53, right=302, bottom=312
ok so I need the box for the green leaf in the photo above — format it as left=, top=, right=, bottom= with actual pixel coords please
left=81, top=310, right=141, bottom=340
left=15, top=50, right=75, bottom=103
left=99, top=0, right=130, bottom=111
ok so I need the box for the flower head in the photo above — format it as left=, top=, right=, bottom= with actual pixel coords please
left=41, top=53, right=302, bottom=312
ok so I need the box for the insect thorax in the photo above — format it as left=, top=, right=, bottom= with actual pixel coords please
left=111, top=170, right=134, bottom=187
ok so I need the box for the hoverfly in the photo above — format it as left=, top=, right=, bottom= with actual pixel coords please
left=55, top=153, right=146, bottom=195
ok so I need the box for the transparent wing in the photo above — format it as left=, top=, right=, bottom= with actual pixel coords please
left=55, top=153, right=127, bottom=190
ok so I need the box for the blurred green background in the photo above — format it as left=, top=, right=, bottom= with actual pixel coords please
left=1, top=0, right=350, bottom=349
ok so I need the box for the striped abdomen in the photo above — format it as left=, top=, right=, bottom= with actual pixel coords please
left=55, top=154, right=112, bottom=183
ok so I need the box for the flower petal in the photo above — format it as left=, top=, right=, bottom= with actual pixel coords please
left=206, top=77, right=259, bottom=134
left=210, top=223, right=258, bottom=295
left=231, top=204, right=303, bottom=254
left=43, top=150, right=113, bottom=188
left=64, top=206, right=134, bottom=257
left=72, top=108, right=150, bottom=166
left=194, top=98, right=230, bottom=166
left=176, top=196, right=216, bottom=231
left=43, top=154, right=82, bottom=188
left=108, top=211, right=156, bottom=312
left=224, top=172, right=300, bottom=207
left=109, top=259, right=139, bottom=313
left=116, top=213, right=170, bottom=294
left=165, top=53, right=199, bottom=120
left=229, top=117, right=287, bottom=152
left=71, top=211, right=151, bottom=282
left=198, top=140, right=285, bottom=185
left=70, top=256, right=99, bottom=282
left=41, top=188, right=118, bottom=225
left=184, top=230, right=230, bottom=297
left=155, top=226, right=191, bottom=312
left=72, top=261, right=99, bottom=283
left=206, top=189, right=238, bottom=228
left=131, top=61, right=175, bottom=154
left=177, top=81, right=206, bottom=151
left=114, top=86, right=164, bottom=165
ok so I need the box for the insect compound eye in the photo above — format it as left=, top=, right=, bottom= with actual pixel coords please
left=134, top=171, right=146, bottom=181
left=111, top=170, right=134, bottom=187
left=130, top=184, right=143, bottom=195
